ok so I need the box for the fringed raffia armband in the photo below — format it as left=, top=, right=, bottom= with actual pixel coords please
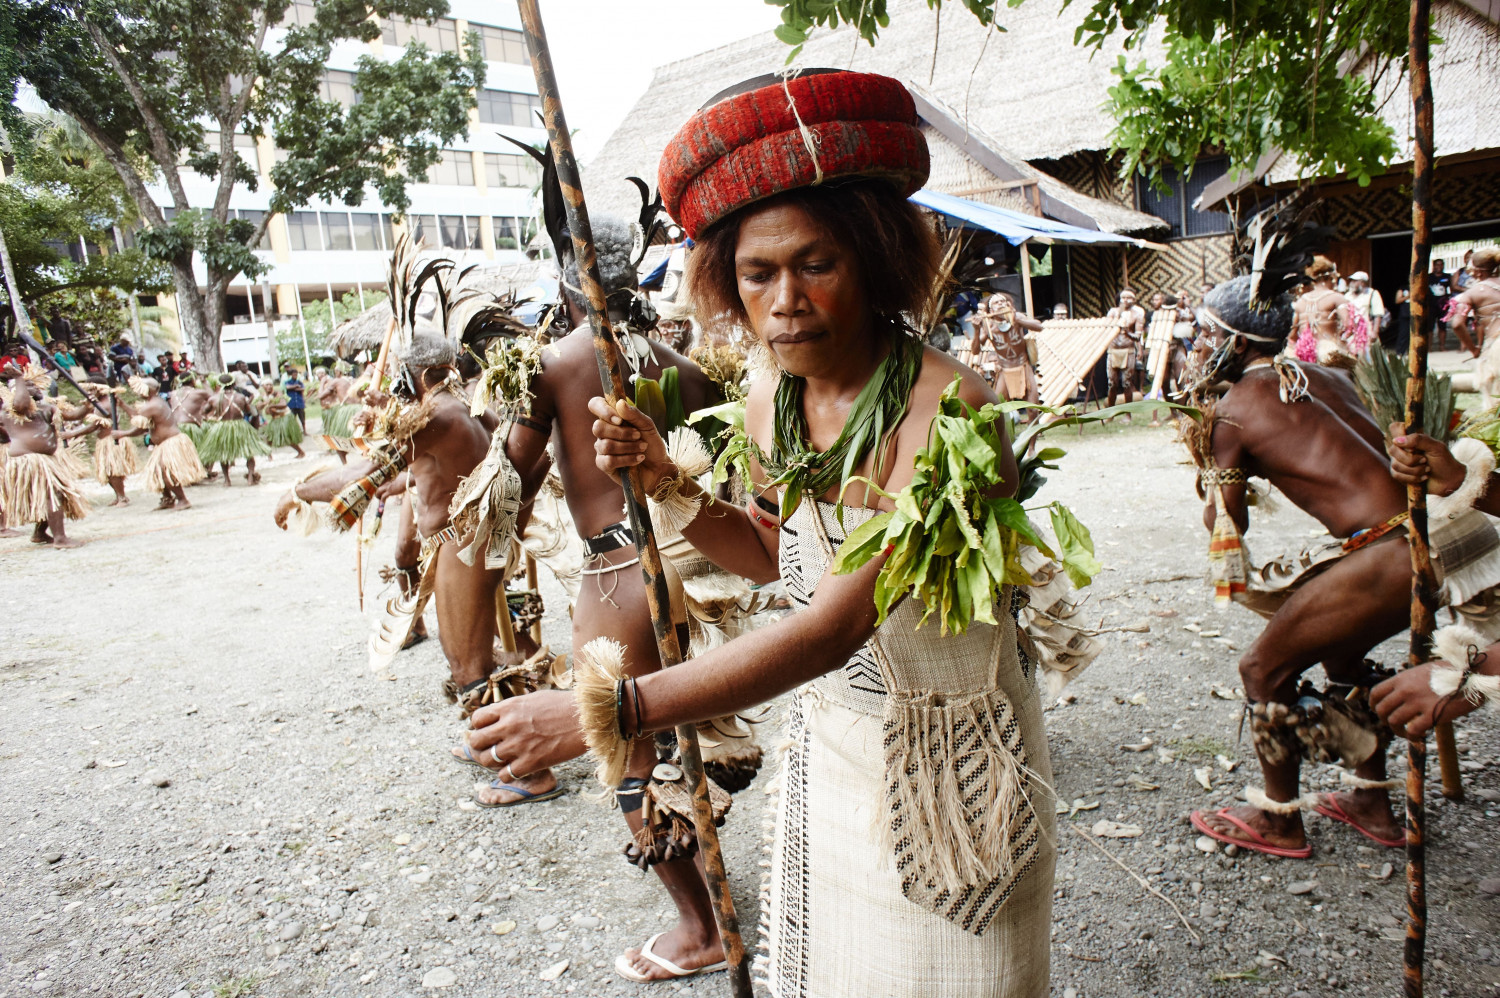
left=1429, top=622, right=1500, bottom=709
left=647, top=428, right=715, bottom=537
left=573, top=637, right=645, bottom=788
left=1429, top=437, right=1495, bottom=521
left=1245, top=786, right=1321, bottom=814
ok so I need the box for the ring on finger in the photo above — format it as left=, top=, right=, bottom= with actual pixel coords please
left=488, top=745, right=503, bottom=766
left=503, top=763, right=520, bottom=783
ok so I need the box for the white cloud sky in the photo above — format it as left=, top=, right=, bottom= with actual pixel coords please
left=539, top=0, right=784, bottom=161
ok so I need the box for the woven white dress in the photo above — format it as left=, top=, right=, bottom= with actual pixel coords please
left=757, top=501, right=1055, bottom=998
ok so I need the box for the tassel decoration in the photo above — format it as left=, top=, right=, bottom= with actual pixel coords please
left=572, top=637, right=638, bottom=788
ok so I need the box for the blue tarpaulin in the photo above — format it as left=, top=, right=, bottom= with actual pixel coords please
left=910, top=188, right=1156, bottom=248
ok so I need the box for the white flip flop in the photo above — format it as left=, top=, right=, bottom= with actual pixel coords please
left=613, top=932, right=728, bottom=982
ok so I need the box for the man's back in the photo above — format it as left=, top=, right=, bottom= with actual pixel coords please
left=532, top=327, right=720, bottom=538
left=1215, top=364, right=1402, bottom=538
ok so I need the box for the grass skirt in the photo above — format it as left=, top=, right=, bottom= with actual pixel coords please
left=0, top=451, right=89, bottom=522
left=199, top=418, right=271, bottom=466
left=262, top=412, right=304, bottom=448
left=145, top=434, right=207, bottom=490
left=181, top=422, right=206, bottom=450
left=320, top=403, right=358, bottom=440
left=93, top=435, right=142, bottom=483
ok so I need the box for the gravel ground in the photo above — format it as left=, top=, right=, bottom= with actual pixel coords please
left=2, top=416, right=1498, bottom=998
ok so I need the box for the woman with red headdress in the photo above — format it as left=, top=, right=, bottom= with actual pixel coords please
left=471, top=70, right=1056, bottom=995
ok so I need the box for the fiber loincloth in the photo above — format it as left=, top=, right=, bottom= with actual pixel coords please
left=1000, top=364, right=1032, bottom=400
left=198, top=418, right=270, bottom=465
left=1107, top=347, right=1132, bottom=370
left=448, top=425, right=524, bottom=571
left=261, top=412, right=304, bottom=448
left=144, top=433, right=207, bottom=490
left=93, top=435, right=141, bottom=483
left=0, top=451, right=88, bottom=522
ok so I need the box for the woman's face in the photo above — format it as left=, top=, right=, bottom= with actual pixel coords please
left=733, top=201, right=870, bottom=379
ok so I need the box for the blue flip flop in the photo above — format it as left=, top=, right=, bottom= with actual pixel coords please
left=453, top=743, right=491, bottom=772
left=473, top=779, right=566, bottom=808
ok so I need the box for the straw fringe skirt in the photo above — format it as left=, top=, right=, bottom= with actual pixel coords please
left=93, top=435, right=142, bottom=483
left=262, top=412, right=304, bottom=448
left=145, top=434, right=207, bottom=490
left=0, top=451, right=89, bottom=522
left=199, top=418, right=270, bottom=466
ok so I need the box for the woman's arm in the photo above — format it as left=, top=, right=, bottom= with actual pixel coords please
left=465, top=551, right=886, bottom=776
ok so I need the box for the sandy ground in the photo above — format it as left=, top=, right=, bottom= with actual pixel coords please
left=2, top=412, right=1499, bottom=998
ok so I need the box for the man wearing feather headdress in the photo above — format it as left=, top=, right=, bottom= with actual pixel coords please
left=111, top=375, right=206, bottom=509
left=0, top=373, right=96, bottom=547
left=273, top=239, right=566, bottom=805
left=1184, top=273, right=1500, bottom=859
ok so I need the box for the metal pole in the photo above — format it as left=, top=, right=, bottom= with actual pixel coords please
left=515, top=4, right=751, bottom=995
left=1402, top=1, right=1435, bottom=993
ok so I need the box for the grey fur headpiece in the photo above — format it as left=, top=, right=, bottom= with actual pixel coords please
left=400, top=332, right=456, bottom=369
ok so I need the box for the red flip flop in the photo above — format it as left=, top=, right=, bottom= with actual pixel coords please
left=1190, top=808, right=1313, bottom=859
left=1312, top=794, right=1406, bottom=848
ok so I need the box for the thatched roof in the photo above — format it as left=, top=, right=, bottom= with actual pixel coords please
left=1198, top=0, right=1500, bottom=206
left=330, top=302, right=391, bottom=359
left=584, top=0, right=1166, bottom=230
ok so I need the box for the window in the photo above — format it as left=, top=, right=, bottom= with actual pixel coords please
left=321, top=70, right=358, bottom=108
left=323, top=212, right=352, bottom=251
left=476, top=89, right=542, bottom=128
left=476, top=24, right=527, bottom=64
left=381, top=16, right=459, bottom=52
left=465, top=216, right=482, bottom=250
left=237, top=209, right=273, bottom=250
left=1136, top=157, right=1231, bottom=240
left=280, top=0, right=317, bottom=27
left=410, top=215, right=434, bottom=245
left=351, top=213, right=382, bottom=251
left=285, top=211, right=321, bottom=251
left=381, top=213, right=396, bottom=249
left=424, top=150, right=474, bottom=186
left=484, top=152, right=539, bottom=189
left=492, top=216, right=518, bottom=250
left=438, top=215, right=466, bottom=250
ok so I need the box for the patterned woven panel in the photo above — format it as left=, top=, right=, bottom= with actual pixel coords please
left=1326, top=170, right=1500, bottom=239
left=1066, top=245, right=1116, bottom=316
left=1126, top=237, right=1236, bottom=298
left=1039, top=151, right=1121, bottom=202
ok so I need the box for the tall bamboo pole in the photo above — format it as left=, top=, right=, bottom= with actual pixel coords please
left=1402, top=1, right=1435, bottom=993
left=514, top=4, right=751, bottom=996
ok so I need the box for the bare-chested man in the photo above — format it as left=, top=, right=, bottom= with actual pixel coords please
left=1453, top=247, right=1500, bottom=403
left=1186, top=275, right=1433, bottom=858
left=0, top=375, right=95, bottom=547
left=171, top=377, right=216, bottom=481
left=255, top=380, right=306, bottom=459
left=205, top=374, right=268, bottom=486
left=274, top=333, right=560, bottom=803
left=972, top=293, right=1041, bottom=413
left=79, top=383, right=138, bottom=505
left=468, top=213, right=725, bottom=981
left=1104, top=288, right=1145, bottom=417
left=1290, top=256, right=1368, bottom=367
left=112, top=375, right=206, bottom=509
left=316, top=367, right=357, bottom=463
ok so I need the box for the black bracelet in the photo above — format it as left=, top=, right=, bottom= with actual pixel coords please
left=615, top=678, right=627, bottom=739
left=630, top=677, right=643, bottom=739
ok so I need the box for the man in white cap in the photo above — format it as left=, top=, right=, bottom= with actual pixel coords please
left=1347, top=271, right=1386, bottom=338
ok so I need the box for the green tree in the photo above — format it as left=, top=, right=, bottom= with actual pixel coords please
left=3, top=0, right=484, bottom=370
left=278, top=288, right=384, bottom=363
left=0, top=115, right=170, bottom=324
left=767, top=0, right=1409, bottom=189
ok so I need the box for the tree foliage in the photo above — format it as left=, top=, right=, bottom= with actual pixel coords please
left=2, top=0, right=484, bottom=368
left=765, top=0, right=1409, bottom=188
left=0, top=114, right=171, bottom=304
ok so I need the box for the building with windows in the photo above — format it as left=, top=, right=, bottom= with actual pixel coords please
left=150, top=0, right=546, bottom=367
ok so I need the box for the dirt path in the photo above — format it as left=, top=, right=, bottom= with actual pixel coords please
left=2, top=421, right=1497, bottom=998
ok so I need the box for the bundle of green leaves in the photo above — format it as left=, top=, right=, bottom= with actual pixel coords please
left=830, top=378, right=1102, bottom=634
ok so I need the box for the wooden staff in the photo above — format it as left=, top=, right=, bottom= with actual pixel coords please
left=514, top=4, right=751, bottom=995
left=1402, top=1, right=1434, bottom=992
